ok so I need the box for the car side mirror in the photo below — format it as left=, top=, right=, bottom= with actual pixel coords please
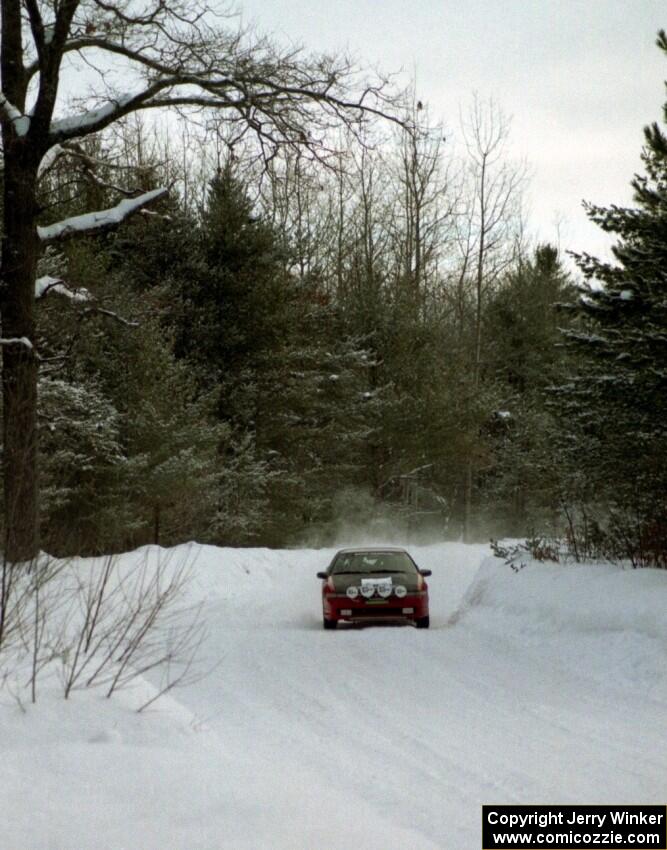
left=316, top=571, right=328, bottom=579
left=420, top=569, right=432, bottom=577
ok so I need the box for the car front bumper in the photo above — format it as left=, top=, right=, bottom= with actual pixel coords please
left=323, top=592, right=429, bottom=623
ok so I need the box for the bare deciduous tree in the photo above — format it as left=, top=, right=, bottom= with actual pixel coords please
left=456, top=95, right=525, bottom=540
left=390, top=95, right=456, bottom=313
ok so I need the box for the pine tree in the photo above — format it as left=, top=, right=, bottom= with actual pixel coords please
left=96, top=166, right=285, bottom=546
left=556, top=31, right=667, bottom=564
left=182, top=164, right=290, bottom=394
left=32, top=176, right=224, bottom=554
left=482, top=245, right=573, bottom=535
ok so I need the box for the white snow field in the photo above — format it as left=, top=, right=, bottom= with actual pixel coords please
left=2, top=542, right=666, bottom=850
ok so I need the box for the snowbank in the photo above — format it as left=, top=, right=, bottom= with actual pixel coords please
left=455, top=555, right=667, bottom=689
left=2, top=542, right=665, bottom=850
left=459, top=556, right=667, bottom=639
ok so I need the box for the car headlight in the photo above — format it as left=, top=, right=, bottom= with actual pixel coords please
left=360, top=585, right=375, bottom=598
left=378, top=584, right=392, bottom=598
left=346, top=585, right=359, bottom=599
left=394, top=585, right=407, bottom=598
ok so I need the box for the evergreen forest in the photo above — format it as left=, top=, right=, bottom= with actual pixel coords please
left=4, top=27, right=667, bottom=567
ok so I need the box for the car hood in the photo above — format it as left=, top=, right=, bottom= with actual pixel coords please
left=331, top=572, right=421, bottom=593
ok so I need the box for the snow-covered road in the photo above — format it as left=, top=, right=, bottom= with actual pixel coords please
left=3, top=542, right=666, bottom=849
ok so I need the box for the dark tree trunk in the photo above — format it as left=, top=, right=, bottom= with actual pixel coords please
left=153, top=504, right=161, bottom=546
left=1, top=147, right=40, bottom=562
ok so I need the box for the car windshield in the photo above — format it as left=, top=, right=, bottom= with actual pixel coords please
left=331, top=551, right=417, bottom=575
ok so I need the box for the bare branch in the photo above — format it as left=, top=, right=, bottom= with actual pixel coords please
left=80, top=306, right=139, bottom=327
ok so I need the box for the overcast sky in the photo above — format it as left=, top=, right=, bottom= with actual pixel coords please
left=240, top=0, right=665, bottom=265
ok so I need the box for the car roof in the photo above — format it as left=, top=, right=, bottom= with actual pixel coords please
left=334, top=546, right=409, bottom=554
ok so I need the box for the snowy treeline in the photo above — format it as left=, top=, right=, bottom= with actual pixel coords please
left=25, top=112, right=559, bottom=553
left=7, top=38, right=667, bottom=563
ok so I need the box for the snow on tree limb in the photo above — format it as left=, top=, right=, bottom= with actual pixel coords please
left=0, top=93, right=30, bottom=135
left=35, top=276, right=91, bottom=302
left=37, top=187, right=168, bottom=243
left=50, top=94, right=136, bottom=138
left=0, top=337, right=33, bottom=350
left=37, top=144, right=72, bottom=178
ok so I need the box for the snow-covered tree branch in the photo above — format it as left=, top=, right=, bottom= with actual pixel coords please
left=37, top=187, right=168, bottom=243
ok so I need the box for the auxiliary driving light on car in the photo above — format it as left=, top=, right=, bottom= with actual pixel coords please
left=346, top=586, right=359, bottom=599
left=360, top=585, right=375, bottom=598
left=394, top=585, right=407, bottom=598
left=378, top=585, right=392, bottom=598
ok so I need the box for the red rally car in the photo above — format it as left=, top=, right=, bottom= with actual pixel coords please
left=317, top=547, right=431, bottom=630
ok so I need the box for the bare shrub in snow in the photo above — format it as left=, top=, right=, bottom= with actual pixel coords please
left=0, top=557, right=27, bottom=655
left=524, top=534, right=560, bottom=563
left=55, top=549, right=206, bottom=704
left=26, top=556, right=71, bottom=703
left=603, top=508, right=667, bottom=569
left=1, top=548, right=206, bottom=709
left=494, top=506, right=667, bottom=570
left=0, top=554, right=68, bottom=703
left=559, top=501, right=667, bottom=568
left=490, top=534, right=560, bottom=571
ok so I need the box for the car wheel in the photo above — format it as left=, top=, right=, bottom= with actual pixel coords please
left=323, top=617, right=337, bottom=630
left=415, top=615, right=430, bottom=629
